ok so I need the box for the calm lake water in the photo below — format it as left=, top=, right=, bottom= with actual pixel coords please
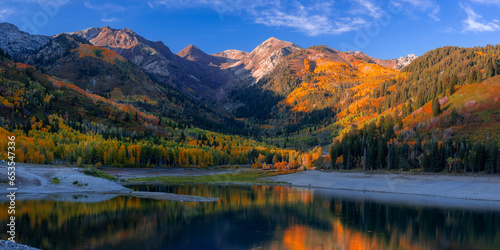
left=1, top=184, right=500, bottom=250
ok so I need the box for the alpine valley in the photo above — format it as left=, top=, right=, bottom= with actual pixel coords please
left=0, top=21, right=499, bottom=174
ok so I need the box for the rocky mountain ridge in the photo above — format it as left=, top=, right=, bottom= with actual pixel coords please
left=343, top=51, right=418, bottom=70
left=0, top=22, right=417, bottom=101
left=0, top=22, right=52, bottom=60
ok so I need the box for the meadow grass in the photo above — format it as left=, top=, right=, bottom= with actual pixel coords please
left=126, top=169, right=298, bottom=184
left=83, top=166, right=118, bottom=181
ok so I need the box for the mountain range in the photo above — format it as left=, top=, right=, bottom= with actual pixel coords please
left=0, top=22, right=416, bottom=101
left=0, top=21, right=499, bottom=174
left=1, top=21, right=499, bottom=151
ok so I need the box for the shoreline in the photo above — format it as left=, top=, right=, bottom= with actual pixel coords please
left=270, top=170, right=500, bottom=210
left=0, top=163, right=218, bottom=202
left=270, top=169, right=500, bottom=201
left=2, top=163, right=500, bottom=207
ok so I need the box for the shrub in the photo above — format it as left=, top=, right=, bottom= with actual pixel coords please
left=77, top=157, right=83, bottom=167
left=51, top=177, right=60, bottom=184
left=83, top=167, right=117, bottom=181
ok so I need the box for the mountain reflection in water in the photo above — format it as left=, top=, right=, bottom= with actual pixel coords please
left=0, top=184, right=499, bottom=250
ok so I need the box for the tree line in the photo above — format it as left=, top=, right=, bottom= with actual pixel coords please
left=330, top=118, right=499, bottom=174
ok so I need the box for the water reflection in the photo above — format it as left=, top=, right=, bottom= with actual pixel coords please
left=0, top=185, right=499, bottom=250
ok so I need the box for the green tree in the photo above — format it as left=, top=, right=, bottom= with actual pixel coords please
left=485, top=141, right=498, bottom=174
left=432, top=97, right=441, bottom=117
left=469, top=68, right=477, bottom=84
left=449, top=108, right=459, bottom=125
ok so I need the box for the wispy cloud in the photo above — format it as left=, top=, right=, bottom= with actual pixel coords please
left=148, top=0, right=382, bottom=36
left=391, top=0, right=441, bottom=21
left=0, top=8, right=14, bottom=20
left=255, top=10, right=367, bottom=36
left=101, top=17, right=118, bottom=22
left=469, top=0, right=500, bottom=5
left=84, top=1, right=126, bottom=12
left=12, top=0, right=71, bottom=5
left=461, top=4, right=500, bottom=32
left=353, top=0, right=382, bottom=18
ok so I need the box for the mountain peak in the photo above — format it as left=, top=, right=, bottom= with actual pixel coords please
left=178, top=44, right=209, bottom=60
left=0, top=22, right=51, bottom=59
left=122, top=28, right=135, bottom=34
left=258, top=37, right=291, bottom=47
left=78, top=26, right=140, bottom=50
left=0, top=22, right=20, bottom=32
left=395, top=54, right=417, bottom=69
left=253, top=36, right=300, bottom=52
left=265, top=37, right=279, bottom=42
left=184, top=44, right=201, bottom=52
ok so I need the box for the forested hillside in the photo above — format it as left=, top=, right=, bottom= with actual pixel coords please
left=230, top=44, right=500, bottom=173
left=327, top=46, right=500, bottom=173
left=0, top=50, right=327, bottom=169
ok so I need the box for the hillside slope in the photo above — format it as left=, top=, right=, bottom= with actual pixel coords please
left=27, top=34, right=162, bottom=98
left=72, top=26, right=240, bottom=100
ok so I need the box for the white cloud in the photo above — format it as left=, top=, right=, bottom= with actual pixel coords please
left=441, top=27, right=457, bottom=33
left=392, top=0, right=441, bottom=21
left=101, top=17, right=118, bottom=22
left=353, top=0, right=382, bottom=18
left=429, top=5, right=440, bottom=21
left=0, top=8, right=14, bottom=20
left=255, top=10, right=367, bottom=36
left=84, top=1, right=126, bottom=12
left=148, top=0, right=383, bottom=36
left=461, top=4, right=500, bottom=32
left=13, top=0, right=71, bottom=5
left=469, top=0, right=500, bottom=5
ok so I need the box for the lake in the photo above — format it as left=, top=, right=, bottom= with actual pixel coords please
left=1, top=184, right=500, bottom=249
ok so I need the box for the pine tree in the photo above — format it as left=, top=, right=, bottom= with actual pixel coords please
left=476, top=69, right=483, bottom=83
left=450, top=108, right=459, bottom=124
left=432, top=97, right=441, bottom=117
left=485, top=141, right=498, bottom=174
left=448, top=78, right=455, bottom=95
left=376, top=138, right=386, bottom=169
left=179, top=131, right=186, bottom=142
left=486, top=61, right=495, bottom=78
left=469, top=68, right=477, bottom=84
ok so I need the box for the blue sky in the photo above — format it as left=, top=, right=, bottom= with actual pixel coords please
left=0, top=0, right=499, bottom=59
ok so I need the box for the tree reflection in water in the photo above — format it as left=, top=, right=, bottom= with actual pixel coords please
left=0, top=184, right=499, bottom=250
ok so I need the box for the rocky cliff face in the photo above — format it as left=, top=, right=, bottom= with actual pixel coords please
left=0, top=22, right=52, bottom=60
left=214, top=37, right=302, bottom=84
left=343, top=51, right=417, bottom=70
left=213, top=49, right=249, bottom=61
left=72, top=26, right=174, bottom=80
left=245, top=37, right=303, bottom=82
left=395, top=54, right=418, bottom=70
left=72, top=26, right=230, bottom=99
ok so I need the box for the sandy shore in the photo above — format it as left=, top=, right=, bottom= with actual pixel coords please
left=0, top=163, right=218, bottom=202
left=271, top=170, right=500, bottom=209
